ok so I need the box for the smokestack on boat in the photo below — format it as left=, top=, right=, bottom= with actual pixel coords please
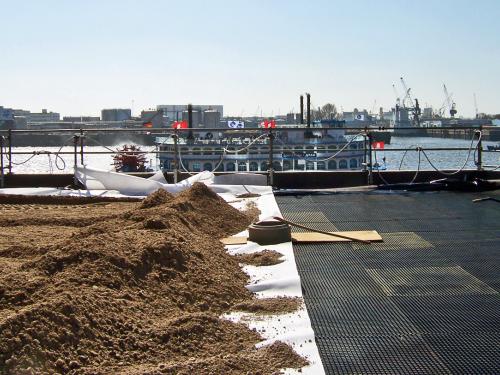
left=306, top=93, right=311, bottom=128
left=300, top=95, right=304, bottom=125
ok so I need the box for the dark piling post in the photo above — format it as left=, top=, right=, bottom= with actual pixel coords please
left=173, top=129, right=179, bottom=183
left=7, top=129, right=12, bottom=174
left=0, top=136, right=4, bottom=188
left=79, top=128, right=85, bottom=165
left=368, top=132, right=373, bottom=185
left=477, top=126, right=482, bottom=170
left=268, top=128, right=274, bottom=186
left=73, top=134, right=79, bottom=186
left=187, top=103, right=194, bottom=142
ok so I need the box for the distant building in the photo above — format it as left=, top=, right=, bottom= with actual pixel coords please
left=157, top=104, right=223, bottom=124
left=0, top=106, right=14, bottom=121
left=203, top=110, right=221, bottom=127
left=141, top=109, right=166, bottom=128
left=25, top=109, right=60, bottom=123
left=101, top=108, right=131, bottom=122
left=342, top=109, right=371, bottom=127
left=63, top=116, right=100, bottom=122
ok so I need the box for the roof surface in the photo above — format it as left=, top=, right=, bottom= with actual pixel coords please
left=277, top=189, right=500, bottom=374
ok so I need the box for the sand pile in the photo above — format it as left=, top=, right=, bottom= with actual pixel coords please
left=0, top=183, right=306, bottom=374
left=235, top=250, right=284, bottom=267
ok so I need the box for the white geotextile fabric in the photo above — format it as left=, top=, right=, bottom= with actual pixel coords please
left=223, top=191, right=325, bottom=375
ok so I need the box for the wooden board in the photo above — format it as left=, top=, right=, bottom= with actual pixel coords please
left=291, top=230, right=382, bottom=243
left=221, top=231, right=382, bottom=245
left=220, top=236, right=248, bottom=245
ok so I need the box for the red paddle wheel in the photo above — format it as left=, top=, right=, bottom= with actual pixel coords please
left=113, top=145, right=150, bottom=172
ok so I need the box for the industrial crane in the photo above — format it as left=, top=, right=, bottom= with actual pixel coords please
left=392, top=84, right=401, bottom=106
left=442, top=84, right=457, bottom=118
left=400, top=77, right=414, bottom=108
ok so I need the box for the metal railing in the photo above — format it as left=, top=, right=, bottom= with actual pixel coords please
left=1, top=125, right=497, bottom=188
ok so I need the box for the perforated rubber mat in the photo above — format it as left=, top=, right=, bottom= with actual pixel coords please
left=277, top=190, right=500, bottom=374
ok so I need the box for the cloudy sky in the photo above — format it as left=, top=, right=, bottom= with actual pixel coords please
left=1, top=0, right=499, bottom=117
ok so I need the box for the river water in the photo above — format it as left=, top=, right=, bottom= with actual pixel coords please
left=4, top=137, right=499, bottom=174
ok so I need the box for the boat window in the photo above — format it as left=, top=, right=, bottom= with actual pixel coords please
left=339, top=159, right=348, bottom=169
left=306, top=161, right=315, bottom=170
left=238, top=162, right=247, bottom=172
left=272, top=161, right=282, bottom=171
left=180, top=147, right=190, bottom=155
left=350, top=143, right=357, bottom=150
left=317, top=161, right=326, bottom=170
left=249, top=162, right=258, bottom=171
left=317, top=146, right=325, bottom=152
left=261, top=161, right=268, bottom=171
left=192, top=162, right=201, bottom=172
left=328, top=145, right=337, bottom=150
left=249, top=147, right=258, bottom=154
left=192, top=147, right=201, bottom=155
left=294, top=160, right=305, bottom=170
left=283, top=160, right=292, bottom=171
left=306, top=146, right=314, bottom=151
left=203, top=148, right=212, bottom=155
left=328, top=160, right=337, bottom=169
left=226, top=162, right=236, bottom=172
left=203, top=162, right=212, bottom=171
left=350, top=159, right=358, bottom=168
left=215, top=163, right=224, bottom=172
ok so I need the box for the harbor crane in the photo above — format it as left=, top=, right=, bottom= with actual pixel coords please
left=392, top=84, right=401, bottom=106
left=399, top=77, right=414, bottom=108
left=442, top=84, right=457, bottom=118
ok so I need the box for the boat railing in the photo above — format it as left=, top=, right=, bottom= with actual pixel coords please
left=1, top=125, right=497, bottom=188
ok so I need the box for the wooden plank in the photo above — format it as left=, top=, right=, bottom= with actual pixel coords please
left=292, top=231, right=382, bottom=243
left=221, top=231, right=382, bottom=245
left=220, top=236, right=248, bottom=245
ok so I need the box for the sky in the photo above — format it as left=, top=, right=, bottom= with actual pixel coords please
left=1, top=0, right=499, bottom=118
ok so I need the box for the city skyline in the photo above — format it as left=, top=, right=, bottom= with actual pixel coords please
left=1, top=0, right=499, bottom=118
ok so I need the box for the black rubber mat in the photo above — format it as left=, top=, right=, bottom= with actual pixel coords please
left=279, top=190, right=500, bottom=374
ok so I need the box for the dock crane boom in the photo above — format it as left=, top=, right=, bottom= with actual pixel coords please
left=400, top=77, right=413, bottom=108
left=392, top=84, right=401, bottom=106
left=443, top=84, right=457, bottom=118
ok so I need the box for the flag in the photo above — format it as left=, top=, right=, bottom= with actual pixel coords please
left=172, top=120, right=188, bottom=129
left=143, top=121, right=153, bottom=128
left=259, top=119, right=276, bottom=128
left=355, top=114, right=365, bottom=121
left=228, top=120, right=244, bottom=128
left=372, top=141, right=385, bottom=149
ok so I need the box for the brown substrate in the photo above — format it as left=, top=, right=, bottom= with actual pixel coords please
left=0, top=183, right=307, bottom=374
left=0, top=194, right=141, bottom=205
left=242, top=201, right=261, bottom=224
left=235, top=250, right=285, bottom=266
left=232, top=297, right=302, bottom=315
